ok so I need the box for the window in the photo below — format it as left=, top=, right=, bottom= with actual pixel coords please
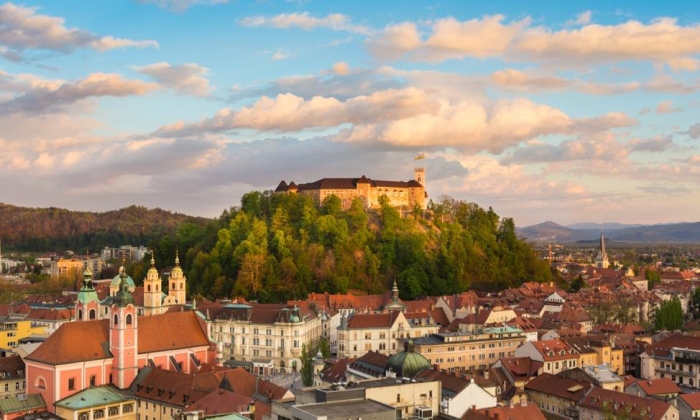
left=79, top=413, right=89, bottom=420
left=90, top=375, right=96, bottom=387
left=126, top=314, right=133, bottom=325
left=15, top=382, right=20, bottom=391
left=68, top=378, right=75, bottom=391
left=123, top=405, right=134, bottom=413
left=94, top=409, right=104, bottom=419
left=3, top=384, right=7, bottom=392
left=109, top=407, right=120, bottom=416
left=114, top=315, right=118, bottom=326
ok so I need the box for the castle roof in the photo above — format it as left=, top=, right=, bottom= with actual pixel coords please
left=26, top=311, right=210, bottom=365
left=289, top=177, right=423, bottom=191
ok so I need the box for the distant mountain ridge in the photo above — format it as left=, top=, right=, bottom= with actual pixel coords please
left=517, top=221, right=700, bottom=243
left=0, top=202, right=212, bottom=252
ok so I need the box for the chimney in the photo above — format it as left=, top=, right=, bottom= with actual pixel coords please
left=521, top=395, right=528, bottom=407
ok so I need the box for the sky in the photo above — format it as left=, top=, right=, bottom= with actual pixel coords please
left=1, top=0, right=699, bottom=227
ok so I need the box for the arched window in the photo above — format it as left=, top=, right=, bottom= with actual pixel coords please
left=78, top=309, right=83, bottom=319
left=147, top=285, right=151, bottom=292
left=34, top=377, right=47, bottom=390
left=89, top=309, right=96, bottom=320
left=114, top=315, right=118, bottom=326
left=126, top=314, right=133, bottom=325
left=172, top=282, right=176, bottom=290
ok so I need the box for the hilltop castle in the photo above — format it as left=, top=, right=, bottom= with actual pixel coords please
left=275, top=168, right=427, bottom=211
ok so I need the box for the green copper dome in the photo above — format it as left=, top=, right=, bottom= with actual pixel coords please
left=111, top=267, right=135, bottom=288
left=385, top=339, right=431, bottom=378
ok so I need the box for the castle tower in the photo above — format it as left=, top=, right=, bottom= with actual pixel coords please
left=110, top=269, right=138, bottom=389
left=168, top=251, right=187, bottom=304
left=414, top=167, right=425, bottom=186
left=595, top=232, right=609, bottom=269
left=75, top=266, right=100, bottom=321
left=143, top=256, right=163, bottom=315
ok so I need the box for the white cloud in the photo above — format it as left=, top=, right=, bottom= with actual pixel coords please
left=501, top=132, right=630, bottom=164
left=0, top=72, right=160, bottom=115
left=154, top=87, right=438, bottom=136
left=364, top=14, right=700, bottom=69
left=271, top=48, right=291, bottom=61
left=134, top=62, right=212, bottom=96
left=240, top=12, right=371, bottom=35
left=655, top=100, right=682, bottom=114
left=0, top=3, right=158, bottom=60
left=368, top=15, right=529, bottom=62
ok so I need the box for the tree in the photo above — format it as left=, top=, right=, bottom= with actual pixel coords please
left=300, top=343, right=314, bottom=387
left=654, top=297, right=684, bottom=331
left=318, top=338, right=331, bottom=358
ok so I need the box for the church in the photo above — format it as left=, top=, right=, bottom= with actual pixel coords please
left=25, top=266, right=215, bottom=411
left=275, top=168, right=427, bottom=211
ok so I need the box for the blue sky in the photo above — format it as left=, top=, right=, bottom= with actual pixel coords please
left=1, top=0, right=699, bottom=226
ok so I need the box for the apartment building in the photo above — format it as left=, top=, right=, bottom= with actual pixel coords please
left=411, top=326, right=526, bottom=372
left=639, top=333, right=700, bottom=390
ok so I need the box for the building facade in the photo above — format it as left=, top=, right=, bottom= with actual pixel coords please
left=275, top=168, right=427, bottom=211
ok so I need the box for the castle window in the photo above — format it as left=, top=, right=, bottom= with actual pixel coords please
left=114, top=315, right=118, bottom=326
left=89, top=309, right=96, bottom=320
left=127, top=314, right=133, bottom=325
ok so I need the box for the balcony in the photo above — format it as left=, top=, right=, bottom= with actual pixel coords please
left=674, top=357, right=700, bottom=365
left=655, top=367, right=695, bottom=377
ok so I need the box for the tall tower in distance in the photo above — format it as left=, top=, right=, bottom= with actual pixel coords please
left=595, top=232, right=609, bottom=269
left=414, top=167, right=426, bottom=186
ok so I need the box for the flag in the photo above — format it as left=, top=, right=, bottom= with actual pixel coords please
left=414, top=152, right=426, bottom=161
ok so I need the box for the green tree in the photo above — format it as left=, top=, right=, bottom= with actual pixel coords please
left=300, top=343, right=314, bottom=387
left=654, top=297, right=684, bottom=331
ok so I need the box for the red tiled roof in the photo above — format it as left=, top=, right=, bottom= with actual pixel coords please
left=346, top=312, right=399, bottom=329
left=645, top=333, right=700, bottom=358
left=530, top=339, right=579, bottom=361
left=473, top=403, right=546, bottom=420
left=525, top=373, right=591, bottom=401
left=680, top=393, right=700, bottom=410
left=628, top=378, right=680, bottom=396
left=579, top=387, right=671, bottom=419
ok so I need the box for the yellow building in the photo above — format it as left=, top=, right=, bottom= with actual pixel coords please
left=0, top=317, right=45, bottom=349
left=411, top=326, right=527, bottom=372
left=55, top=386, right=136, bottom=420
left=50, top=259, right=85, bottom=281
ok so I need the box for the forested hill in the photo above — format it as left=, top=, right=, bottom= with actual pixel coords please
left=0, top=203, right=211, bottom=252
left=147, top=191, right=553, bottom=303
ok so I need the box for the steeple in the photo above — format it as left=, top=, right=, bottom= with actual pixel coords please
left=595, top=231, right=609, bottom=269
left=113, top=268, right=135, bottom=307
left=392, top=279, right=399, bottom=302
left=76, top=265, right=99, bottom=321
left=143, top=254, right=163, bottom=315
left=169, top=251, right=187, bottom=305
left=110, top=266, right=138, bottom=389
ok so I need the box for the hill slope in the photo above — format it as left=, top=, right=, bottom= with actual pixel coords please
left=518, top=221, right=700, bottom=243
left=0, top=203, right=211, bottom=251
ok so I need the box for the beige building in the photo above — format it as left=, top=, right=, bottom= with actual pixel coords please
left=525, top=373, right=592, bottom=419
left=54, top=386, right=136, bottom=420
left=275, top=168, right=427, bottom=211
left=411, top=326, right=526, bottom=372
left=514, top=339, right=580, bottom=375
left=639, top=334, right=700, bottom=390
left=337, top=311, right=439, bottom=359
left=0, top=356, right=26, bottom=399
left=312, top=377, right=440, bottom=420
left=206, top=302, right=323, bottom=373
left=579, top=387, right=677, bottom=420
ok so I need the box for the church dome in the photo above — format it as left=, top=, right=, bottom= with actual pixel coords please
left=111, top=267, right=135, bottom=288
left=385, top=339, right=431, bottom=378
